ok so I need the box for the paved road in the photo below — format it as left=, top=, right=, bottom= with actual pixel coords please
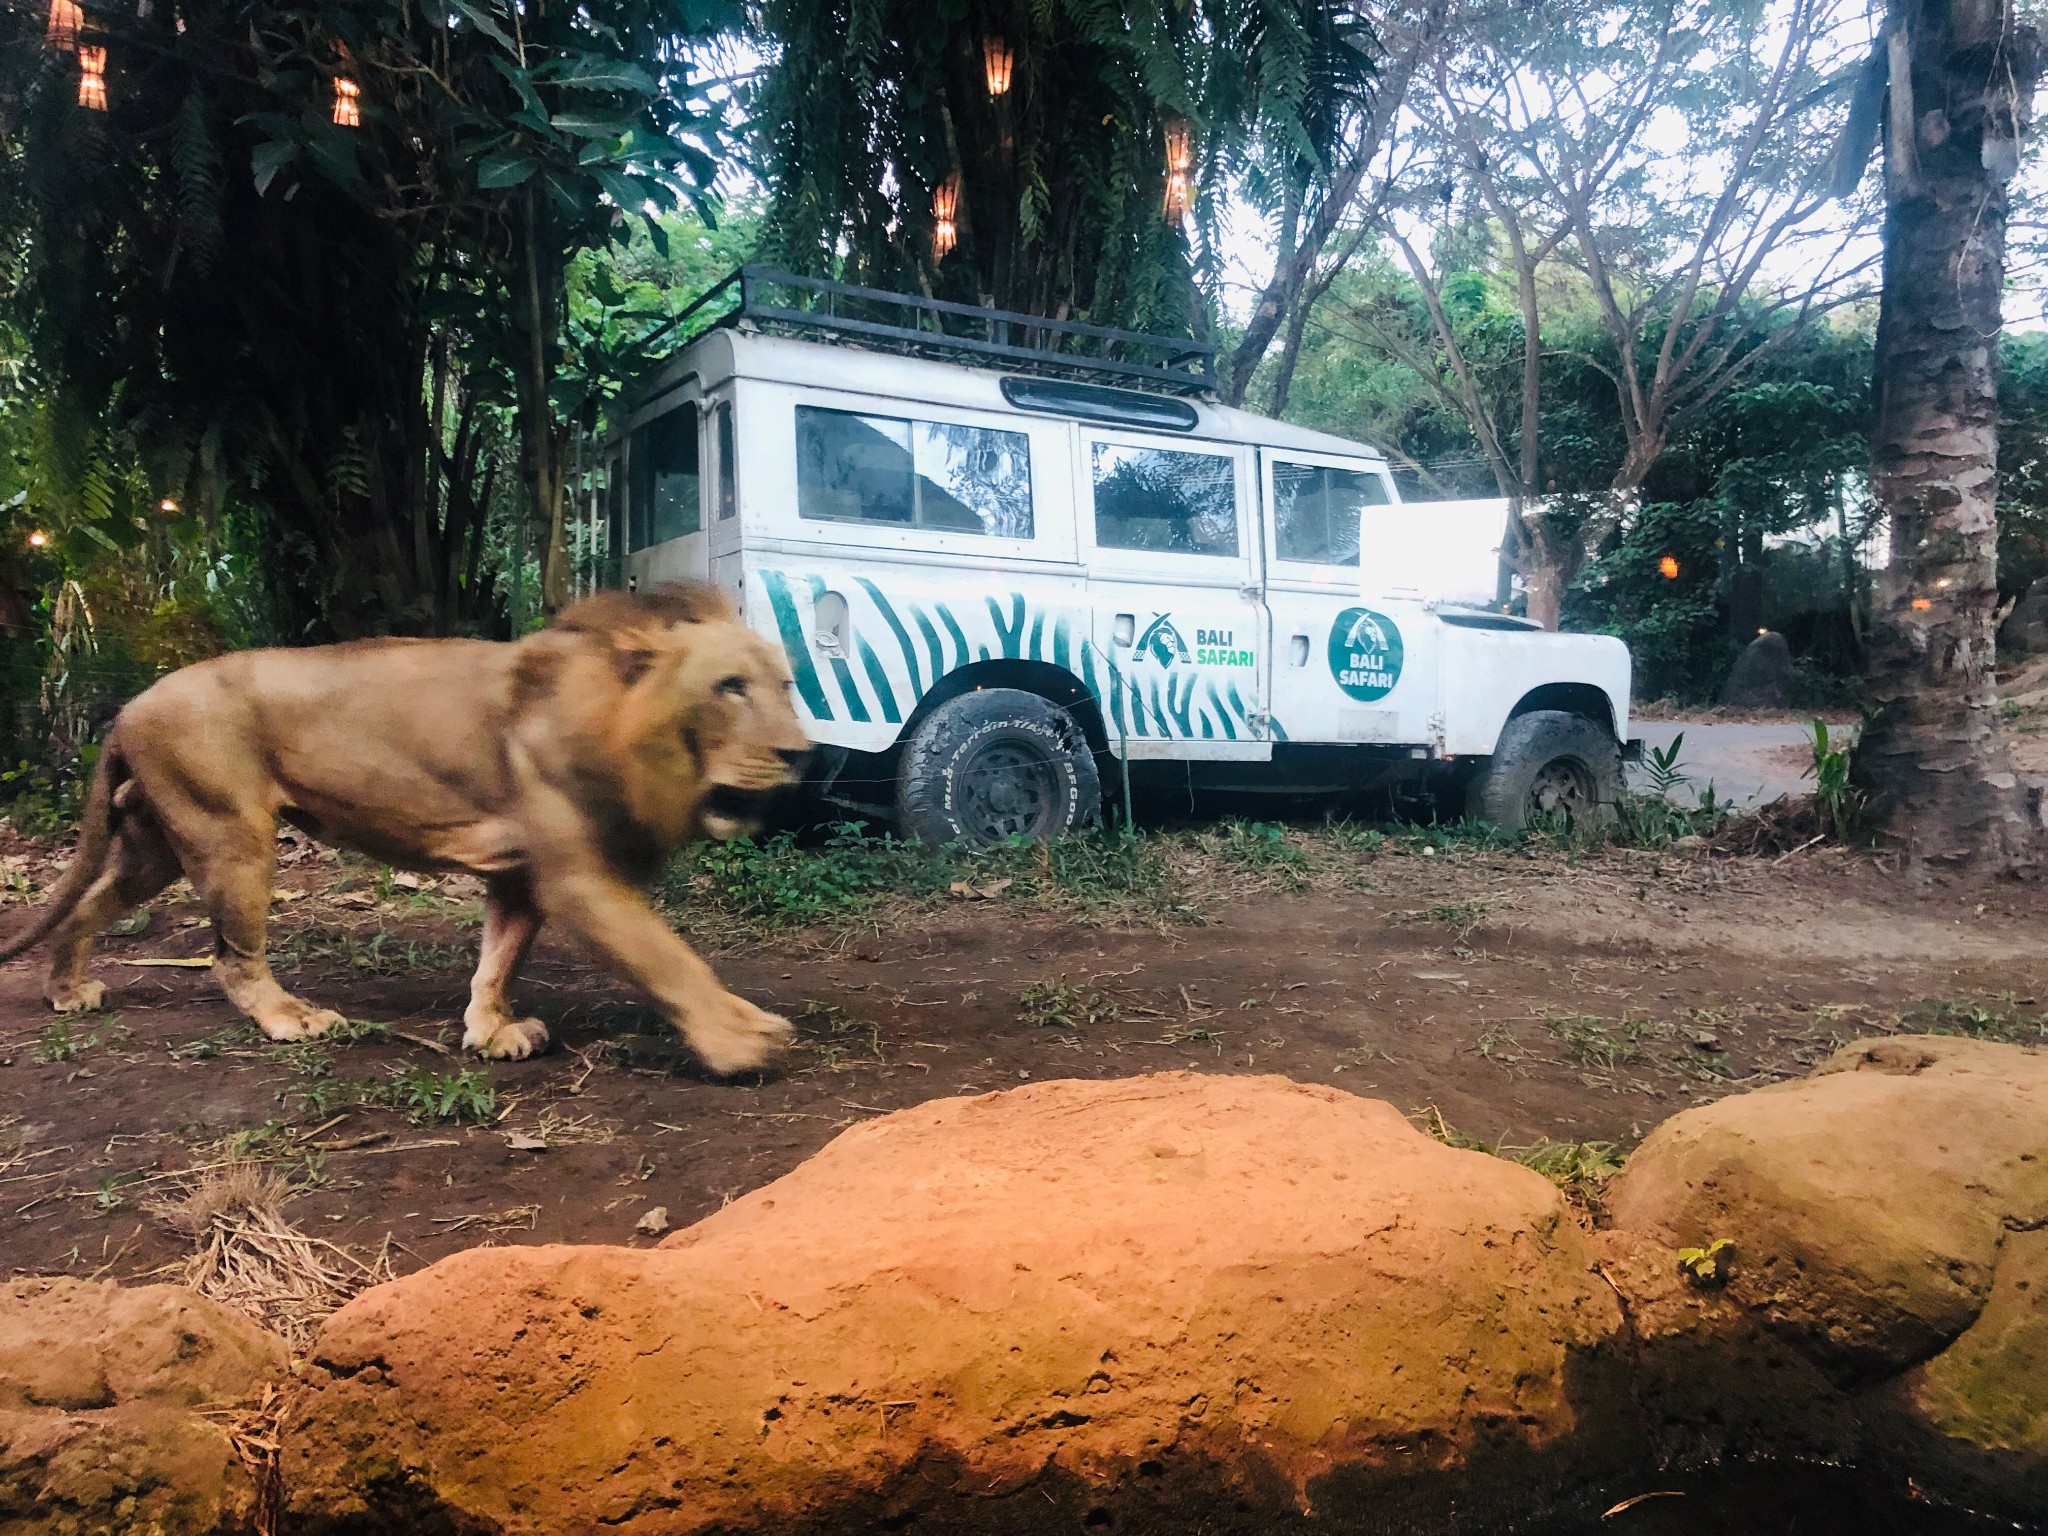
left=1625, top=720, right=1846, bottom=808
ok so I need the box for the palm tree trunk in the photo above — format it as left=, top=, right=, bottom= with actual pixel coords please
left=1856, top=0, right=2040, bottom=872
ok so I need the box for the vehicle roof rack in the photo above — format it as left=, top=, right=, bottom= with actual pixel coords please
left=658, top=266, right=1218, bottom=397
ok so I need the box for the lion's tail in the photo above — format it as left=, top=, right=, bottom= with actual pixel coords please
left=0, top=733, right=123, bottom=964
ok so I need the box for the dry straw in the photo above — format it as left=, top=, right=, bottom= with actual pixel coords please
left=148, top=1160, right=392, bottom=1350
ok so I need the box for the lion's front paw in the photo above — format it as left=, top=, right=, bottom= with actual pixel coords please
left=46, top=979, right=106, bottom=1014
left=258, top=1001, right=346, bottom=1043
left=684, top=993, right=795, bottom=1077
left=463, top=1010, right=550, bottom=1061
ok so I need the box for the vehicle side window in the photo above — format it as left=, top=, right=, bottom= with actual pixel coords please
left=629, top=404, right=700, bottom=548
left=715, top=401, right=737, bottom=520
left=796, top=406, right=1033, bottom=537
left=1272, top=461, right=1388, bottom=565
left=1091, top=443, right=1238, bottom=556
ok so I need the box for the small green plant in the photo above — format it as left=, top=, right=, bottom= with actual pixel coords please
left=33, top=1018, right=97, bottom=1063
left=1806, top=719, right=1864, bottom=841
left=1677, top=1237, right=1735, bottom=1286
left=95, top=1170, right=143, bottom=1211
left=1641, top=733, right=1688, bottom=797
left=386, top=1066, right=497, bottom=1125
left=1019, top=978, right=1124, bottom=1031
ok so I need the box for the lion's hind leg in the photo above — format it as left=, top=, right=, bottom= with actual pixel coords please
left=43, top=813, right=180, bottom=1014
left=462, top=875, right=549, bottom=1061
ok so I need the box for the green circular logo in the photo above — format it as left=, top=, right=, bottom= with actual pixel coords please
left=1328, top=607, right=1404, bottom=701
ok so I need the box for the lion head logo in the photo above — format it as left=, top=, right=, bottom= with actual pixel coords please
left=1135, top=614, right=1191, bottom=668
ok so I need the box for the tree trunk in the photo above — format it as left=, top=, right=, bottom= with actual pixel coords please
left=513, top=188, right=571, bottom=618
left=1856, top=0, right=2040, bottom=872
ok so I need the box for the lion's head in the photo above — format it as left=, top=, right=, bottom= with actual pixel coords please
left=529, top=584, right=812, bottom=854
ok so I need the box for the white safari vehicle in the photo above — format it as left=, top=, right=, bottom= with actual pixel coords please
left=596, top=270, right=1632, bottom=845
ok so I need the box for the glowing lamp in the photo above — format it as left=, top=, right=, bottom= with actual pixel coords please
left=77, top=45, right=107, bottom=110
left=1162, top=120, right=1192, bottom=224
left=1911, top=597, right=1933, bottom=611
left=932, top=176, right=959, bottom=260
left=159, top=497, right=179, bottom=513
left=1657, top=554, right=1679, bottom=579
left=333, top=76, right=361, bottom=127
left=46, top=0, right=81, bottom=48
left=26, top=531, right=47, bottom=549
left=982, top=36, right=1013, bottom=97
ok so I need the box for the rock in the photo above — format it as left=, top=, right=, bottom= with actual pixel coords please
left=287, top=1073, right=1633, bottom=1535
left=1606, top=1034, right=2048, bottom=1511
left=2002, top=576, right=2048, bottom=655
left=0, top=1278, right=286, bottom=1536
left=1719, top=628, right=1794, bottom=708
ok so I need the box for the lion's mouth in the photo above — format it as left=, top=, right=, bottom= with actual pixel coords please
left=699, top=783, right=780, bottom=840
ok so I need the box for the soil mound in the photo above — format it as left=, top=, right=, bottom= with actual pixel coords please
left=0, top=1277, right=285, bottom=1536
left=286, top=1072, right=1633, bottom=1534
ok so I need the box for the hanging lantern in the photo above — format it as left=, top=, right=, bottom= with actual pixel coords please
left=982, top=36, right=1013, bottom=98
left=1657, top=554, right=1680, bottom=580
left=332, top=76, right=361, bottom=127
left=1162, top=119, right=1193, bottom=224
left=932, top=175, right=960, bottom=261
left=77, top=46, right=108, bottom=110
left=46, top=0, right=81, bottom=48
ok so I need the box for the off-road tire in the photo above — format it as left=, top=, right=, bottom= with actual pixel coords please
left=895, top=689, right=1101, bottom=847
left=1465, top=710, right=1622, bottom=832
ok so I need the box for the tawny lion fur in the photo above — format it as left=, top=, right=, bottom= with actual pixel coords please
left=0, top=583, right=811, bottom=1075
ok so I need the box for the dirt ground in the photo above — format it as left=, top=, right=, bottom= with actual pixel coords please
left=4, top=811, right=2046, bottom=1296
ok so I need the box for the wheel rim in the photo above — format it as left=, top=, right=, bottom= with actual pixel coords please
left=1525, top=756, right=1596, bottom=824
left=954, top=738, right=1063, bottom=844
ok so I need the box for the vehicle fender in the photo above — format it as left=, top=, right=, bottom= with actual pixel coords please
left=1437, top=624, right=1633, bottom=757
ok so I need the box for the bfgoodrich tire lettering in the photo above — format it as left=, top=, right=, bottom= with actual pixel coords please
left=896, top=688, right=1101, bottom=846
left=1466, top=709, right=1622, bottom=832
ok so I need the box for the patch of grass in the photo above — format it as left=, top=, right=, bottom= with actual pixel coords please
left=1199, top=819, right=1311, bottom=883
left=1416, top=1106, right=1627, bottom=1211
left=1018, top=978, right=1124, bottom=1031
left=385, top=1066, right=498, bottom=1125
left=661, top=821, right=934, bottom=931
left=796, top=1004, right=885, bottom=1071
left=1542, top=1012, right=1665, bottom=1072
left=1899, top=995, right=2048, bottom=1046
left=171, top=1020, right=264, bottom=1061
left=33, top=1017, right=101, bottom=1063
left=274, top=926, right=470, bottom=977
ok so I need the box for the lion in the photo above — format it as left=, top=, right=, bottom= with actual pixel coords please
left=0, top=583, right=811, bottom=1075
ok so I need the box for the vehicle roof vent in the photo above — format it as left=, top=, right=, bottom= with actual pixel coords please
left=999, top=377, right=1200, bottom=431
left=694, top=267, right=1217, bottom=397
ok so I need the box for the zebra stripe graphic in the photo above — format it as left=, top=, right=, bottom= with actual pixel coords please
left=756, top=569, right=1284, bottom=743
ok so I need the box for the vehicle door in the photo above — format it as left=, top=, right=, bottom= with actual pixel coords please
left=1082, top=431, right=1267, bottom=753
left=1258, top=451, right=1437, bottom=749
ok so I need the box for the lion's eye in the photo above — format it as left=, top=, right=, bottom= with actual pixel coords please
left=716, top=675, right=749, bottom=699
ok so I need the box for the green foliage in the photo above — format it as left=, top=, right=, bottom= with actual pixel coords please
left=1807, top=719, right=1864, bottom=841
left=386, top=1066, right=498, bottom=1125
left=1898, top=996, right=2048, bottom=1046
left=753, top=1, right=1372, bottom=336
left=1678, top=1237, right=1735, bottom=1287
left=33, top=1017, right=98, bottom=1063
left=663, top=822, right=925, bottom=929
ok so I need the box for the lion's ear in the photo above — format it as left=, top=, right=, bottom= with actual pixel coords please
left=608, top=626, right=665, bottom=686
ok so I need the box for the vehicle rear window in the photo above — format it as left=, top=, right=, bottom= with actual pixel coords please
left=1091, top=442, right=1238, bottom=556
left=1271, top=461, right=1389, bottom=565
left=796, top=406, right=1033, bottom=538
left=629, top=404, right=700, bottom=549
